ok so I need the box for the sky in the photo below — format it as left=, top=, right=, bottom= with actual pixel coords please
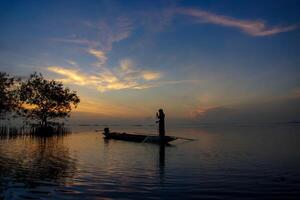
left=0, top=0, right=300, bottom=124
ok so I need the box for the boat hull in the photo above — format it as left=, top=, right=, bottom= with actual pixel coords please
left=103, top=132, right=176, bottom=144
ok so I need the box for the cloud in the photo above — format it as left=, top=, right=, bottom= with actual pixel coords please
left=48, top=66, right=86, bottom=85
left=192, top=94, right=300, bottom=123
left=47, top=59, right=162, bottom=92
left=142, top=71, right=161, bottom=80
left=51, top=6, right=297, bottom=58
left=48, top=60, right=198, bottom=93
left=193, top=106, right=235, bottom=120
left=54, top=17, right=133, bottom=51
left=84, top=16, right=133, bottom=51
left=88, top=49, right=107, bottom=66
left=50, top=38, right=98, bottom=46
left=175, top=7, right=298, bottom=36
left=118, top=59, right=162, bottom=81
left=138, top=7, right=176, bottom=32
left=66, top=60, right=79, bottom=67
left=52, top=17, right=134, bottom=69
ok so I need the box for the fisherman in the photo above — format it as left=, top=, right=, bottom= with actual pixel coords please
left=156, top=109, right=165, bottom=138
left=103, top=127, right=110, bottom=136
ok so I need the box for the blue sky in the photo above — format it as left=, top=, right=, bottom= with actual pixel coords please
left=1, top=0, right=299, bottom=123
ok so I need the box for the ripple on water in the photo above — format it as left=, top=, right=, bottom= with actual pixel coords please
left=1, top=126, right=300, bottom=199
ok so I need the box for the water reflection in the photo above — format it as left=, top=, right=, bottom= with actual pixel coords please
left=159, top=143, right=165, bottom=168
left=102, top=136, right=168, bottom=187
left=0, top=135, right=76, bottom=199
left=0, top=125, right=300, bottom=199
left=158, top=143, right=166, bottom=185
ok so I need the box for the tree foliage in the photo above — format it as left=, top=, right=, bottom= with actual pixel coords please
left=0, top=72, right=19, bottom=118
left=19, top=73, right=80, bottom=127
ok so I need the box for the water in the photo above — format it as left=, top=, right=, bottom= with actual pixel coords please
left=0, top=125, right=300, bottom=199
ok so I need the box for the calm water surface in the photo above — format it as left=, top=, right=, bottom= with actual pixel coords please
left=0, top=125, right=300, bottom=199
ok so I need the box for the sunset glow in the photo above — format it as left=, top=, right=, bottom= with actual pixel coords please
left=1, top=0, right=299, bottom=124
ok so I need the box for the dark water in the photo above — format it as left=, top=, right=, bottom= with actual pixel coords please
left=0, top=125, right=300, bottom=199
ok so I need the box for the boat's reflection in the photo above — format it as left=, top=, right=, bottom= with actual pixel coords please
left=103, top=138, right=167, bottom=181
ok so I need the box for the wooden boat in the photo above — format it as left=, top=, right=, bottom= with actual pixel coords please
left=103, top=131, right=177, bottom=144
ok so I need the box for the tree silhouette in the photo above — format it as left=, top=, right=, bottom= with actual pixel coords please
left=0, top=72, right=18, bottom=119
left=19, top=73, right=80, bottom=128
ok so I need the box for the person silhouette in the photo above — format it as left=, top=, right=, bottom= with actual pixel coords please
left=156, top=109, right=165, bottom=138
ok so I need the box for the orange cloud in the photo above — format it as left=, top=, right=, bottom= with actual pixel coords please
left=47, top=59, right=162, bottom=92
left=48, top=66, right=86, bottom=85
left=88, top=49, right=107, bottom=66
left=142, top=71, right=161, bottom=80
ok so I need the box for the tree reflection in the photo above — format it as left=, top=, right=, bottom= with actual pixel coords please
left=0, top=135, right=77, bottom=194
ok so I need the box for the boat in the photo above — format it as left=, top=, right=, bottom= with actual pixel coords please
left=103, top=130, right=177, bottom=144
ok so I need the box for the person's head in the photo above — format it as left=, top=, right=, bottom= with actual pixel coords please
left=159, top=109, right=164, bottom=114
left=104, top=127, right=110, bottom=134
